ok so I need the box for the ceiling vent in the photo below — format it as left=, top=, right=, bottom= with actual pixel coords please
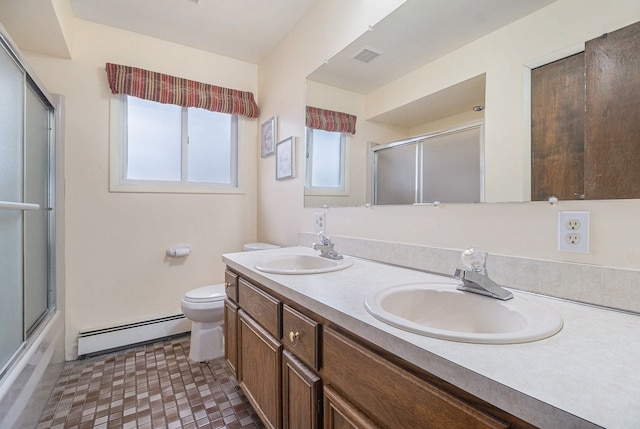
left=352, top=46, right=383, bottom=63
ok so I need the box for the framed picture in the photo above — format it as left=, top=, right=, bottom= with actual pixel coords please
left=276, top=136, right=295, bottom=180
left=261, top=116, right=277, bottom=157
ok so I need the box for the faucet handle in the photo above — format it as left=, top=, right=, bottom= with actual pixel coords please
left=317, top=231, right=330, bottom=245
left=461, top=247, right=487, bottom=272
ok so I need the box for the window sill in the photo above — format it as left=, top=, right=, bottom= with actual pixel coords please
left=110, top=182, right=245, bottom=195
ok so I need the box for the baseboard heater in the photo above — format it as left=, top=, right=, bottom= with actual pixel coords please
left=77, top=314, right=191, bottom=357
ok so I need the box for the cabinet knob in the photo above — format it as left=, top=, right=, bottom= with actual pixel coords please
left=225, top=282, right=230, bottom=289
left=288, top=331, right=300, bottom=343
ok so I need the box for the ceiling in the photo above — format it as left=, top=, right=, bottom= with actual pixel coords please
left=0, top=0, right=317, bottom=63
left=305, top=0, right=557, bottom=127
left=307, top=0, right=558, bottom=94
left=0, top=0, right=557, bottom=124
left=69, top=0, right=317, bottom=63
left=1, top=0, right=557, bottom=71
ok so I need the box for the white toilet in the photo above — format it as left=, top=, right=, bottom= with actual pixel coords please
left=181, top=242, right=279, bottom=362
left=181, top=284, right=226, bottom=362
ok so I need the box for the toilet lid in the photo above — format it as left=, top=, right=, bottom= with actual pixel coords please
left=184, top=284, right=226, bottom=303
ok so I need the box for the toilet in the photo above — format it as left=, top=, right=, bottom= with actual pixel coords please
left=181, top=242, right=279, bottom=362
left=242, top=242, right=281, bottom=252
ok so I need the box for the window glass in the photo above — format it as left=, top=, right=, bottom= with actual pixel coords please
left=126, top=96, right=181, bottom=181
left=308, top=128, right=344, bottom=189
left=122, top=96, right=237, bottom=188
left=187, top=107, right=232, bottom=184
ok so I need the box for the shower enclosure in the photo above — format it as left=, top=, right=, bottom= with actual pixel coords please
left=0, top=29, right=55, bottom=378
left=0, top=24, right=62, bottom=428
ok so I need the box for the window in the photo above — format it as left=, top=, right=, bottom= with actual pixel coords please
left=116, top=95, right=238, bottom=191
left=305, top=128, right=346, bottom=192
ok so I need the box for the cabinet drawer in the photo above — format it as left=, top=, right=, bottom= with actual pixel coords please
left=282, top=305, right=320, bottom=370
left=238, top=278, right=281, bottom=338
left=225, top=270, right=238, bottom=302
left=322, top=327, right=508, bottom=429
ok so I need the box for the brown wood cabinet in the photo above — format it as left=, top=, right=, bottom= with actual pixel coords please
left=224, top=270, right=239, bottom=377
left=322, top=327, right=508, bottom=429
left=225, top=268, right=535, bottom=429
left=239, top=309, right=283, bottom=429
left=531, top=20, right=640, bottom=200
left=224, top=298, right=238, bottom=377
left=224, top=269, right=238, bottom=302
left=323, top=385, right=380, bottom=429
left=283, top=350, right=321, bottom=429
left=282, top=304, right=320, bottom=370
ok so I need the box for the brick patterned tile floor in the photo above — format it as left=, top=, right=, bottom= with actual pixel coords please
left=36, top=336, right=264, bottom=429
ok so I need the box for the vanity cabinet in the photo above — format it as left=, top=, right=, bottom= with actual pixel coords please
left=282, top=304, right=322, bottom=429
left=323, top=384, right=380, bottom=429
left=224, top=270, right=239, bottom=376
left=239, top=310, right=282, bottom=429
left=225, top=268, right=535, bottom=429
left=223, top=299, right=238, bottom=376
left=283, top=350, right=321, bottom=429
left=238, top=278, right=283, bottom=429
left=322, top=327, right=508, bottom=429
left=230, top=275, right=322, bottom=429
left=282, top=304, right=320, bottom=370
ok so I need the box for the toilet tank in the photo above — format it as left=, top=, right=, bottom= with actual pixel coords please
left=243, top=242, right=280, bottom=251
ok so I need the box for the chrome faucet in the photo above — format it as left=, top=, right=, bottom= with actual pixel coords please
left=453, top=248, right=513, bottom=301
left=312, top=232, right=343, bottom=260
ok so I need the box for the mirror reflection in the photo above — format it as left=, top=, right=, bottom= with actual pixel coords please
left=372, top=123, right=483, bottom=205
left=304, top=0, right=640, bottom=207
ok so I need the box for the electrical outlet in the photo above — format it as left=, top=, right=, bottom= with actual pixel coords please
left=314, top=213, right=325, bottom=233
left=565, top=233, right=581, bottom=245
left=558, top=211, right=589, bottom=253
left=565, top=219, right=581, bottom=230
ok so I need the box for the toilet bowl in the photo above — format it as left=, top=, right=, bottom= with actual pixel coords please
left=182, top=242, right=280, bottom=362
left=181, top=284, right=226, bottom=362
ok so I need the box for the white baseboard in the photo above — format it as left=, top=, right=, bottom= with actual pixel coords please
left=77, top=314, right=190, bottom=356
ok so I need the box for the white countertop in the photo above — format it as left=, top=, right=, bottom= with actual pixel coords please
left=223, top=246, right=640, bottom=429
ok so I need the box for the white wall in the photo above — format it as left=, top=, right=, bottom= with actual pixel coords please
left=24, top=19, right=259, bottom=360
left=259, top=0, right=640, bottom=276
left=257, top=0, right=405, bottom=245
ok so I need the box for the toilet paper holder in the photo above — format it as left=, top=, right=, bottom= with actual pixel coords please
left=167, top=245, right=191, bottom=257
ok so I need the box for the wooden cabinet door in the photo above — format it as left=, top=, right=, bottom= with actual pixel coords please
left=224, top=298, right=238, bottom=377
left=531, top=52, right=585, bottom=201
left=239, top=310, right=282, bottom=429
left=323, top=328, right=508, bottom=429
left=532, top=20, right=640, bottom=201
left=585, top=20, right=640, bottom=199
left=323, top=385, right=380, bottom=429
left=283, top=350, right=321, bottom=429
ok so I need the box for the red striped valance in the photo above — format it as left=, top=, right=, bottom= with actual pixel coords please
left=105, top=63, right=259, bottom=119
left=306, top=106, right=357, bottom=135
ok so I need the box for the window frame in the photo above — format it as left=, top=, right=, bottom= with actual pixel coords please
left=304, top=127, right=348, bottom=196
left=109, top=95, right=245, bottom=194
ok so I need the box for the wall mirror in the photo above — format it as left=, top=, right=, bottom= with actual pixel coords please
left=303, top=0, right=639, bottom=207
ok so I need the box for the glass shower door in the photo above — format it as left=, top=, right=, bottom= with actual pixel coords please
left=24, top=84, right=51, bottom=336
left=0, top=39, right=54, bottom=375
left=0, top=42, right=26, bottom=372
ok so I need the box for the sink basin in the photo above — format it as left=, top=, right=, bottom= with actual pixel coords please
left=364, top=282, right=563, bottom=344
left=255, top=254, right=353, bottom=274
